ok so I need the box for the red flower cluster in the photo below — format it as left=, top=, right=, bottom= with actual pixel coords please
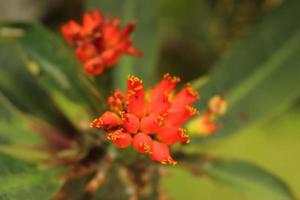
left=90, top=74, right=199, bottom=165
left=61, top=10, right=141, bottom=75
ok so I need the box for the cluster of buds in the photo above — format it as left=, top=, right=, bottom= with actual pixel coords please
left=90, top=74, right=199, bottom=165
left=61, top=10, right=141, bottom=75
left=188, top=95, right=227, bottom=136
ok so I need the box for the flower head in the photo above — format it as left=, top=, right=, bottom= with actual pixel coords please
left=90, top=74, right=199, bottom=165
left=61, top=10, right=141, bottom=76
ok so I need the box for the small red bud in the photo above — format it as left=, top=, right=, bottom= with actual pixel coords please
left=107, top=129, right=132, bottom=148
left=90, top=111, right=120, bottom=130
left=157, top=126, right=189, bottom=145
left=150, top=141, right=176, bottom=165
left=133, top=133, right=153, bottom=154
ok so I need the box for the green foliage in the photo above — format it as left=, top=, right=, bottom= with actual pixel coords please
left=0, top=95, right=39, bottom=154
left=204, top=159, right=294, bottom=200
left=0, top=92, right=41, bottom=146
left=0, top=152, right=59, bottom=200
left=0, top=41, right=63, bottom=125
left=162, top=107, right=300, bottom=200
left=189, top=0, right=300, bottom=140
left=0, top=23, right=104, bottom=127
left=0, top=0, right=299, bottom=199
left=0, top=92, right=49, bottom=161
left=174, top=154, right=294, bottom=199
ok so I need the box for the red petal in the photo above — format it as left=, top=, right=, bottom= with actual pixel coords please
left=127, top=75, right=146, bottom=117
left=101, top=49, right=121, bottom=66
left=140, top=114, right=164, bottom=134
left=107, top=129, right=132, bottom=148
left=83, top=57, right=105, bottom=75
left=126, top=46, right=142, bottom=57
left=107, top=89, right=127, bottom=113
left=172, top=84, right=200, bottom=108
left=60, top=26, right=72, bottom=43
left=111, top=17, right=120, bottom=27
left=82, top=13, right=95, bottom=35
left=75, top=43, right=97, bottom=62
left=149, top=92, right=172, bottom=115
left=82, top=10, right=102, bottom=36
left=103, top=25, right=120, bottom=48
left=150, top=73, right=180, bottom=102
left=91, top=10, right=102, bottom=24
left=157, top=126, right=190, bottom=145
left=90, top=111, right=121, bottom=130
left=165, top=106, right=198, bottom=127
left=121, top=23, right=136, bottom=38
left=61, top=20, right=81, bottom=44
left=132, top=133, right=153, bottom=153
left=150, top=141, right=176, bottom=165
left=117, top=40, right=131, bottom=52
left=121, top=112, right=140, bottom=133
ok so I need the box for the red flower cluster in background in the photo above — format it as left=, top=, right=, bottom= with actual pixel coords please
left=90, top=74, right=199, bottom=165
left=61, top=10, right=141, bottom=75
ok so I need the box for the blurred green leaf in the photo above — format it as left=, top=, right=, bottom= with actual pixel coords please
left=0, top=152, right=59, bottom=200
left=87, top=0, right=122, bottom=16
left=87, top=0, right=161, bottom=89
left=189, top=0, right=300, bottom=140
left=204, top=159, right=295, bottom=200
left=0, top=23, right=104, bottom=129
left=0, top=92, right=42, bottom=145
left=0, top=92, right=50, bottom=161
left=158, top=0, right=216, bottom=81
left=0, top=41, right=70, bottom=128
left=177, top=154, right=294, bottom=200
left=160, top=0, right=213, bottom=42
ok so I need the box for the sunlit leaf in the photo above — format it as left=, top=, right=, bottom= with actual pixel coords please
left=178, top=154, right=295, bottom=200
left=204, top=159, right=295, bottom=200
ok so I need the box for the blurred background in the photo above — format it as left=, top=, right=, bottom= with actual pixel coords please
left=0, top=0, right=299, bottom=199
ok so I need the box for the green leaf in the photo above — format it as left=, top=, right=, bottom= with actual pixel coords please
left=0, top=41, right=68, bottom=127
left=203, top=159, right=295, bottom=200
left=177, top=154, right=295, bottom=199
left=0, top=92, right=42, bottom=145
left=189, top=0, right=300, bottom=140
left=87, top=0, right=161, bottom=89
left=0, top=152, right=59, bottom=200
left=0, top=23, right=104, bottom=128
left=0, top=92, right=50, bottom=161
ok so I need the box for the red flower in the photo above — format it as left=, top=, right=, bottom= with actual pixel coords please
left=61, top=10, right=141, bottom=76
left=90, top=74, right=199, bottom=165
